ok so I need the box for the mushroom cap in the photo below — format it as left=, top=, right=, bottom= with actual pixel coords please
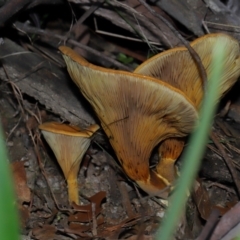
left=59, top=46, right=198, bottom=195
left=134, top=33, right=240, bottom=109
left=135, top=33, right=240, bottom=187
left=39, top=122, right=99, bottom=137
left=39, top=122, right=99, bottom=180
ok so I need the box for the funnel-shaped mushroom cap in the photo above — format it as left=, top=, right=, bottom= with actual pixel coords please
left=59, top=46, right=198, bottom=197
left=39, top=122, right=99, bottom=204
left=135, top=33, right=240, bottom=109
left=135, top=34, right=240, bottom=185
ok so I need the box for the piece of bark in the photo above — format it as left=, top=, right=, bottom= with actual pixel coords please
left=0, top=38, right=97, bottom=127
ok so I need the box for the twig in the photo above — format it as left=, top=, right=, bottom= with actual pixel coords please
left=226, top=143, right=240, bottom=155
left=210, top=131, right=240, bottom=198
left=2, top=64, right=25, bottom=115
left=202, top=20, right=211, bottom=34
left=64, top=0, right=104, bottom=42
left=196, top=209, right=220, bottom=240
left=13, top=22, right=132, bottom=71
left=207, top=182, right=236, bottom=195
left=6, top=116, right=22, bottom=142
left=91, top=202, right=97, bottom=236
left=109, top=0, right=172, bottom=48
left=210, top=201, right=240, bottom=240
left=138, top=0, right=207, bottom=91
left=204, top=21, right=240, bottom=30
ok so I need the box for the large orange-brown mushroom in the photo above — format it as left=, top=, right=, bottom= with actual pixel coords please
left=39, top=122, right=99, bottom=204
left=134, top=33, right=240, bottom=183
left=59, top=46, right=198, bottom=197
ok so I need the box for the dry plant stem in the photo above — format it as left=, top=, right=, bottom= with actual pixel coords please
left=6, top=116, right=22, bottom=142
left=13, top=22, right=132, bottom=71
left=197, top=209, right=220, bottom=240
left=226, top=143, right=240, bottom=155
left=138, top=0, right=207, bottom=90
left=91, top=202, right=97, bottom=236
left=202, top=20, right=211, bottom=34
left=210, top=202, right=240, bottom=240
left=218, top=101, right=231, bottom=117
left=210, top=131, right=240, bottom=198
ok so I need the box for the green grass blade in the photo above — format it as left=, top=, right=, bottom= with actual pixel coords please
left=0, top=123, right=19, bottom=240
left=156, top=41, right=225, bottom=239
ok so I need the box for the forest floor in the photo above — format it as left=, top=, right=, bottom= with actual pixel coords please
left=1, top=0, right=240, bottom=239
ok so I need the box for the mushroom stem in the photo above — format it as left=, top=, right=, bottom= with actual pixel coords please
left=157, top=138, right=185, bottom=182
left=156, top=158, right=176, bottom=183
left=66, top=171, right=79, bottom=204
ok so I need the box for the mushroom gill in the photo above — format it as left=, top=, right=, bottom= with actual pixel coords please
left=59, top=46, right=198, bottom=197
left=39, top=122, right=99, bottom=204
left=134, top=33, right=240, bottom=184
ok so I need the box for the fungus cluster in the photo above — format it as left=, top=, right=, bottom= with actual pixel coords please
left=55, top=33, right=240, bottom=198
left=39, top=122, right=99, bottom=204
left=59, top=46, right=198, bottom=198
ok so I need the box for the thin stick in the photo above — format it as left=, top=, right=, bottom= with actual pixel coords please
left=91, top=202, right=97, bottom=236
left=64, top=0, right=104, bottom=42
left=210, top=131, right=240, bottom=198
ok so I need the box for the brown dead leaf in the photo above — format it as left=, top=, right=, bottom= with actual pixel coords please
left=12, top=161, right=31, bottom=228
left=66, top=215, right=104, bottom=237
left=193, top=180, right=212, bottom=220
left=26, top=110, right=47, bottom=131
left=12, top=161, right=31, bottom=203
left=32, top=224, right=56, bottom=240
left=69, top=191, right=106, bottom=223
left=18, top=204, right=30, bottom=229
left=214, top=200, right=238, bottom=216
left=193, top=180, right=228, bottom=220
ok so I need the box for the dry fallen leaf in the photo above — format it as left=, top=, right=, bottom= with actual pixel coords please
left=32, top=224, right=56, bottom=240
left=11, top=161, right=31, bottom=228
left=12, top=161, right=31, bottom=203
left=69, top=191, right=106, bottom=223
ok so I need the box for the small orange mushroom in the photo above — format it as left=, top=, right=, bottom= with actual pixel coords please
left=59, top=46, right=198, bottom=197
left=134, top=33, right=240, bottom=184
left=39, top=122, right=99, bottom=204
